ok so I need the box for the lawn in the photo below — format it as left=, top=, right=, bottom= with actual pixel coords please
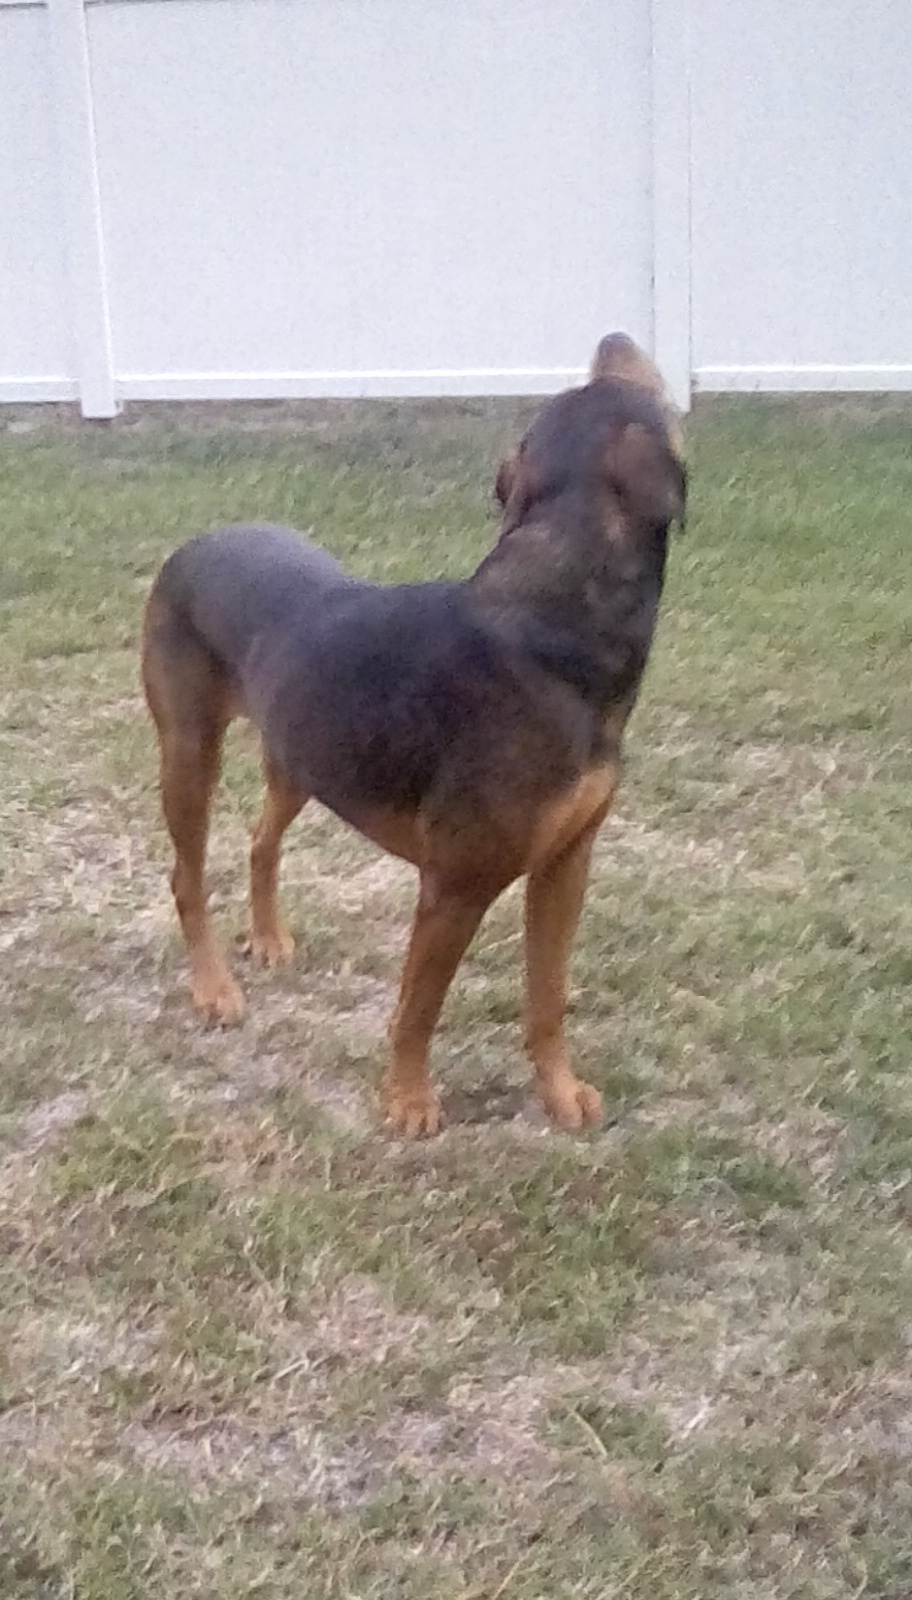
left=1, top=391, right=911, bottom=1599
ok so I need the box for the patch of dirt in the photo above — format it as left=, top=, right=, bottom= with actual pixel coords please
left=446, top=1367, right=578, bottom=1474
left=0, top=909, right=44, bottom=956
left=0, top=1092, right=94, bottom=1204
left=331, top=853, right=414, bottom=916
left=9, top=1309, right=161, bottom=1383
left=603, top=811, right=809, bottom=894
left=19, top=1091, right=91, bottom=1148
left=311, top=1273, right=430, bottom=1365
left=0, top=798, right=157, bottom=935
left=749, top=1108, right=846, bottom=1181
left=288, top=1066, right=375, bottom=1137
left=117, top=1359, right=571, bottom=1506
left=0, top=1408, right=81, bottom=1469
left=732, top=739, right=874, bottom=795
left=442, top=1075, right=531, bottom=1127
left=121, top=1417, right=383, bottom=1510
left=604, top=814, right=734, bottom=872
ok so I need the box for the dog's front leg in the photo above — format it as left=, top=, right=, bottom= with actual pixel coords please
left=382, top=870, right=493, bottom=1138
left=524, top=821, right=605, bottom=1130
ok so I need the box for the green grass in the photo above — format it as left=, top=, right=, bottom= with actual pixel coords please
left=2, top=392, right=912, bottom=1598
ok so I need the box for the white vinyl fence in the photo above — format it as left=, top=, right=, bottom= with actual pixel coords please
left=1, top=0, right=910, bottom=416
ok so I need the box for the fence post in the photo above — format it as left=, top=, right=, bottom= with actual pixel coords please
left=46, top=0, right=117, bottom=417
left=651, top=0, right=691, bottom=411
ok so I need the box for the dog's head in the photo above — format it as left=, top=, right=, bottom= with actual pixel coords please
left=494, top=334, right=686, bottom=543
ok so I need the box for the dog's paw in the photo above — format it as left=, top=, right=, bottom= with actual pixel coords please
left=249, top=923, right=295, bottom=967
left=381, top=1081, right=442, bottom=1139
left=192, top=969, right=246, bottom=1027
left=540, top=1074, right=603, bottom=1131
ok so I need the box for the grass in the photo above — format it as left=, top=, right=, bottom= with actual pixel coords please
left=1, top=391, right=912, bottom=1598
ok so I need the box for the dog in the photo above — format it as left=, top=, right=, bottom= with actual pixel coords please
left=141, top=335, right=685, bottom=1137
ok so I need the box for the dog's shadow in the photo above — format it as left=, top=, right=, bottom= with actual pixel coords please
left=441, top=1074, right=529, bottom=1125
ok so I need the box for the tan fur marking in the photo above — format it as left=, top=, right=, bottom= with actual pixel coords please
left=590, top=333, right=665, bottom=395
left=527, top=765, right=617, bottom=873
left=589, top=333, right=684, bottom=462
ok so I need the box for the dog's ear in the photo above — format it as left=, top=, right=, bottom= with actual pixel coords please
left=609, top=423, right=687, bottom=531
left=590, top=332, right=665, bottom=398
left=494, top=446, right=538, bottom=535
left=494, top=451, right=518, bottom=510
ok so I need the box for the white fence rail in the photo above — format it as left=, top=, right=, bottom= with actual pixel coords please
left=1, top=0, right=910, bottom=416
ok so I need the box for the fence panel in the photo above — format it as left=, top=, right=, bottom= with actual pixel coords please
left=0, top=1, right=75, bottom=399
left=86, top=0, right=653, bottom=400
left=691, top=0, right=912, bottom=391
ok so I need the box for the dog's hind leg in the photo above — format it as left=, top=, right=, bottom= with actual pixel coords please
left=143, top=602, right=243, bottom=1025
left=249, top=758, right=306, bottom=966
left=159, top=716, right=244, bottom=1025
left=523, top=821, right=605, bottom=1130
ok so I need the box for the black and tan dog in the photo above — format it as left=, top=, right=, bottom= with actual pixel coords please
left=141, top=335, right=685, bottom=1137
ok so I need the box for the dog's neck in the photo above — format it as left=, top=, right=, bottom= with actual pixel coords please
left=468, top=502, right=669, bottom=712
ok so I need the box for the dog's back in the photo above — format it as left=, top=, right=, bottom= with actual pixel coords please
left=147, top=523, right=349, bottom=677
